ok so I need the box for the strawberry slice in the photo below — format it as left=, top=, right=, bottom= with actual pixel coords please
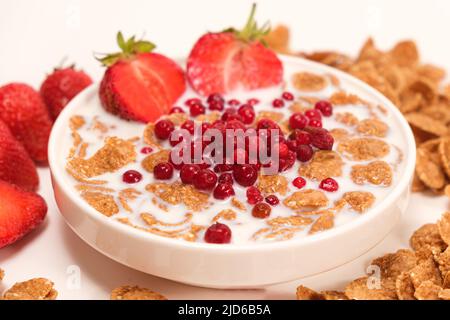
left=0, top=83, right=53, bottom=165
left=187, top=4, right=283, bottom=96
left=98, top=33, right=186, bottom=123
left=0, top=180, right=47, bottom=248
left=0, top=119, right=39, bottom=192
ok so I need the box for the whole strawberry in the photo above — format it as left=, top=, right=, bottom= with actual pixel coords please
left=0, top=180, right=47, bottom=248
left=0, top=83, right=53, bottom=165
left=0, top=119, right=39, bottom=192
left=40, top=66, right=93, bottom=119
left=187, top=4, right=283, bottom=96
left=98, top=32, right=186, bottom=123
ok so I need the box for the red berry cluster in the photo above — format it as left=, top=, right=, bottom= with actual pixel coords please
left=150, top=94, right=336, bottom=244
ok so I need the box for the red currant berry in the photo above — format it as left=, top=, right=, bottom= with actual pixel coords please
left=214, top=164, right=233, bottom=173
left=169, top=106, right=184, bottom=114
left=237, top=104, right=255, bottom=124
left=308, top=119, right=322, bottom=128
left=252, top=202, right=271, bottom=219
left=185, top=98, right=201, bottom=107
left=209, top=100, right=224, bottom=111
left=247, top=98, right=259, bottom=106
left=193, top=169, right=217, bottom=190
left=189, top=103, right=205, bottom=116
left=310, top=129, right=334, bottom=150
left=218, top=172, right=233, bottom=184
left=204, top=223, right=232, bottom=244
left=246, top=186, right=263, bottom=205
left=180, top=164, right=201, bottom=184
left=233, top=164, right=258, bottom=187
left=181, top=120, right=195, bottom=135
left=289, top=129, right=311, bottom=145
left=282, top=91, right=294, bottom=101
left=289, top=113, right=308, bottom=129
left=122, top=170, right=142, bottom=184
left=154, top=162, right=174, bottom=180
left=228, top=99, right=240, bottom=106
left=293, top=177, right=306, bottom=189
left=315, top=100, right=333, bottom=117
left=305, top=109, right=322, bottom=120
left=140, top=146, right=153, bottom=154
left=319, top=177, right=339, bottom=192
left=265, top=194, right=279, bottom=206
left=154, top=119, right=174, bottom=140
left=272, top=98, right=285, bottom=108
left=213, top=183, right=235, bottom=200
left=296, top=144, right=314, bottom=162
left=207, top=93, right=224, bottom=105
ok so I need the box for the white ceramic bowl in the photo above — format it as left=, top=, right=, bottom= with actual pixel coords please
left=49, top=55, right=416, bottom=289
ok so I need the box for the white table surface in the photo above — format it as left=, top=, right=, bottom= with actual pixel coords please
left=0, top=0, right=449, bottom=300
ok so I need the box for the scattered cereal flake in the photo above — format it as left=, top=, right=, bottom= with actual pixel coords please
left=415, top=245, right=438, bottom=263
left=262, top=227, right=302, bottom=241
left=405, top=112, right=448, bottom=137
left=409, top=259, right=442, bottom=289
left=255, top=111, right=284, bottom=123
left=212, top=209, right=237, bottom=223
left=165, top=112, right=188, bottom=126
left=196, top=111, right=221, bottom=123
left=289, top=102, right=309, bottom=113
left=262, top=25, right=290, bottom=53
left=414, top=281, right=441, bottom=300
left=339, top=191, right=375, bottom=213
left=335, top=112, right=359, bottom=126
left=110, top=285, right=167, bottom=300
left=67, top=137, right=136, bottom=178
left=308, top=212, right=334, bottom=234
left=300, top=51, right=353, bottom=70
left=439, top=289, right=450, bottom=300
left=141, top=212, right=192, bottom=227
left=296, top=286, right=324, bottom=300
left=143, top=123, right=160, bottom=147
left=329, top=91, right=363, bottom=106
left=446, top=185, right=450, bottom=198
left=0, top=268, right=4, bottom=280
left=350, top=161, right=393, bottom=186
left=267, top=216, right=313, bottom=227
left=292, top=72, right=327, bottom=92
left=389, top=40, right=419, bottom=67
left=283, top=189, right=329, bottom=210
left=422, top=104, right=450, bottom=124
left=416, top=148, right=446, bottom=190
left=231, top=198, right=246, bottom=211
left=257, top=174, right=288, bottom=195
left=434, top=247, right=450, bottom=276
left=437, top=212, right=450, bottom=245
left=81, top=191, right=119, bottom=217
left=141, top=149, right=170, bottom=172
left=146, top=182, right=209, bottom=211
left=338, top=138, right=389, bottom=161
left=321, top=291, right=349, bottom=300
left=408, top=78, right=437, bottom=105
left=443, top=272, right=450, bottom=289
left=345, top=277, right=397, bottom=300
left=298, top=151, right=343, bottom=180
left=2, top=278, right=57, bottom=300
left=396, top=271, right=416, bottom=300
left=371, top=249, right=417, bottom=291
left=118, top=188, right=141, bottom=213
left=410, top=223, right=447, bottom=252
left=439, top=138, right=450, bottom=178
left=329, top=128, right=350, bottom=141
left=356, top=118, right=388, bottom=137
left=412, top=172, right=426, bottom=192
left=69, top=115, right=85, bottom=130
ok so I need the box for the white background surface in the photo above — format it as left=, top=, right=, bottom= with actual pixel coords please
left=0, top=0, right=449, bottom=299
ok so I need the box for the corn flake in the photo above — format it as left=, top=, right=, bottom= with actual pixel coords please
left=111, top=285, right=167, bottom=300
left=292, top=72, right=327, bottom=92
left=351, top=161, right=393, bottom=186
left=2, top=278, right=57, bottom=300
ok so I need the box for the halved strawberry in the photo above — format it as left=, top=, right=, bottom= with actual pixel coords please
left=187, top=4, right=283, bottom=96
left=40, top=66, right=93, bottom=119
left=0, top=119, right=39, bottom=192
left=0, top=83, right=53, bottom=165
left=0, top=180, right=47, bottom=248
left=98, top=32, right=186, bottom=123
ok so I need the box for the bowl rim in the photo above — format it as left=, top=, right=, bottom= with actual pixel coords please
left=48, top=54, right=416, bottom=252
